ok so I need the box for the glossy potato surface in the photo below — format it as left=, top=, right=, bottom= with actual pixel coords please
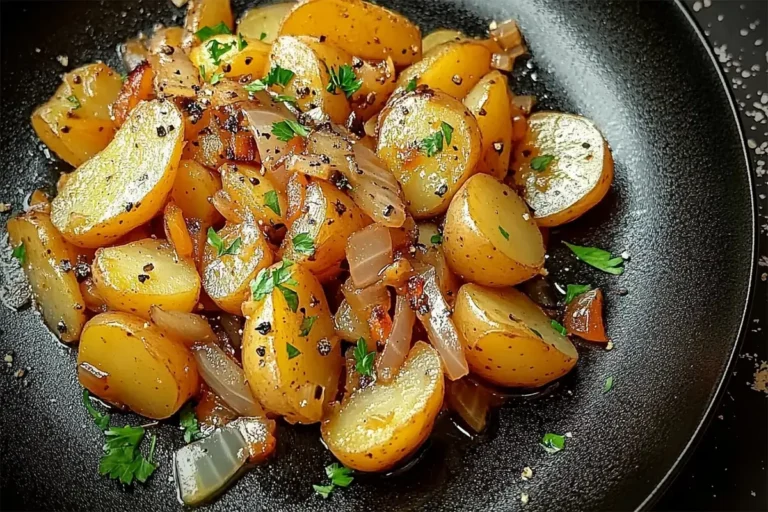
left=321, top=342, right=444, bottom=472
left=512, top=112, right=614, bottom=227
left=189, top=34, right=271, bottom=78
left=443, top=174, right=545, bottom=287
left=422, top=29, right=464, bottom=53
left=77, top=311, right=198, bottom=419
left=454, top=284, right=578, bottom=387
left=377, top=90, right=482, bottom=218
left=51, top=100, right=184, bottom=248
left=237, top=2, right=294, bottom=43
left=220, top=163, right=286, bottom=227
left=171, top=159, right=223, bottom=226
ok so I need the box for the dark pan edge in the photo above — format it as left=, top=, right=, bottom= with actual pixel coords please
left=638, top=1, right=758, bottom=510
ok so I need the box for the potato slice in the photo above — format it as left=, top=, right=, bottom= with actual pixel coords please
left=220, top=163, right=286, bottom=227
left=321, top=342, right=444, bottom=472
left=7, top=212, right=87, bottom=343
left=422, top=29, right=465, bottom=53
left=77, top=311, right=199, bottom=419
left=279, top=0, right=422, bottom=67
left=112, top=62, right=155, bottom=127
left=189, top=34, right=271, bottom=79
left=349, top=57, right=397, bottom=122
left=237, top=2, right=294, bottom=43
left=51, top=100, right=184, bottom=248
left=443, top=174, right=544, bottom=287
left=92, top=238, right=201, bottom=319
left=268, top=36, right=352, bottom=125
left=463, top=71, right=513, bottom=180
left=171, top=159, right=223, bottom=226
left=281, top=178, right=369, bottom=282
left=395, top=41, right=491, bottom=99
left=242, top=260, right=343, bottom=424
left=454, top=284, right=578, bottom=387
left=377, top=89, right=482, bottom=218
left=202, top=220, right=274, bottom=315
left=512, top=112, right=614, bottom=227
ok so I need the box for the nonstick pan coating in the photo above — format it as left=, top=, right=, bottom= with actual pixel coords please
left=0, top=0, right=755, bottom=511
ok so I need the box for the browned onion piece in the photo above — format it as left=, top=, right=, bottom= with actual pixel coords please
left=489, top=19, right=522, bottom=50
left=219, top=313, right=243, bottom=349
left=445, top=378, right=492, bottom=433
left=334, top=299, right=369, bottom=342
left=511, top=95, right=536, bottom=116
left=376, top=294, right=415, bottom=383
left=149, top=47, right=200, bottom=98
left=380, top=258, right=413, bottom=288
left=211, top=190, right=244, bottom=224
left=346, top=224, right=394, bottom=289
left=191, top=342, right=266, bottom=418
left=349, top=143, right=407, bottom=228
left=341, top=277, right=390, bottom=323
left=285, top=154, right=333, bottom=180
left=150, top=306, right=217, bottom=346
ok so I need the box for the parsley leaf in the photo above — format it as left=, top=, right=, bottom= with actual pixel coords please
left=430, top=233, right=443, bottom=245
left=99, top=425, right=157, bottom=485
left=271, top=119, right=309, bottom=142
left=210, top=71, right=224, bottom=85
left=300, top=315, right=317, bottom=337
left=354, top=338, right=375, bottom=377
left=292, top=232, right=315, bottom=255
left=206, top=39, right=235, bottom=65
left=540, top=433, right=565, bottom=453
left=66, top=95, right=81, bottom=110
left=237, top=33, right=248, bottom=51
left=250, top=259, right=299, bottom=312
left=564, top=284, right=591, bottom=304
left=278, top=285, right=299, bottom=313
left=83, top=389, right=110, bottom=431
left=259, top=32, right=267, bottom=41
left=272, top=259, right=297, bottom=287
left=603, top=376, right=614, bottom=393
left=199, top=65, right=208, bottom=82
left=313, top=484, right=334, bottom=499
left=405, top=77, right=418, bottom=92
left=441, top=121, right=454, bottom=146
left=250, top=267, right=275, bottom=301
left=179, top=402, right=202, bottom=443
left=195, top=22, right=232, bottom=42
left=207, top=227, right=241, bottom=257
left=263, top=190, right=281, bottom=216
left=498, top=226, right=510, bottom=240
left=530, top=154, right=555, bottom=171
left=326, top=64, right=362, bottom=98
left=419, top=122, right=454, bottom=157
left=245, top=65, right=295, bottom=92
left=286, top=342, right=301, bottom=359
left=326, top=463, right=354, bottom=487
left=551, top=319, right=567, bottom=336
left=274, top=94, right=297, bottom=105
left=11, top=243, right=26, bottom=265
left=563, top=242, right=625, bottom=275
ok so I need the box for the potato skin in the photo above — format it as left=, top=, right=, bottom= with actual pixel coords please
left=454, top=284, right=578, bottom=387
left=77, top=311, right=199, bottom=419
left=442, top=174, right=545, bottom=287
left=242, top=261, right=343, bottom=424
left=7, top=212, right=87, bottom=343
left=377, top=89, right=482, bottom=218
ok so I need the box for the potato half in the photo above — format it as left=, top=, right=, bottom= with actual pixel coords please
left=321, top=342, right=444, bottom=472
left=454, top=284, right=578, bottom=387
left=171, top=159, right=223, bottom=226
left=237, top=2, right=294, bottom=43
left=377, top=90, right=482, bottom=218
left=51, top=100, right=184, bottom=248
left=442, top=174, right=544, bottom=287
left=189, top=34, right=271, bottom=78
left=512, top=112, right=614, bottom=227
left=77, top=311, right=198, bottom=419
left=220, top=163, right=286, bottom=228
left=92, top=238, right=201, bottom=319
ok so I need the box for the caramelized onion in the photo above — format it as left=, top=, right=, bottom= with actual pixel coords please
left=564, top=288, right=609, bottom=342
left=511, top=94, right=536, bottom=116
left=149, top=306, right=217, bottom=346
left=349, top=143, right=407, bottom=228
left=341, top=276, right=390, bottom=322
left=445, top=378, right=492, bottom=433
left=196, top=386, right=238, bottom=433
left=219, top=313, right=243, bottom=349
left=489, top=19, right=522, bottom=50
left=376, top=294, right=416, bottom=383
left=334, top=300, right=368, bottom=341
left=346, top=224, right=394, bottom=288
left=243, top=96, right=300, bottom=191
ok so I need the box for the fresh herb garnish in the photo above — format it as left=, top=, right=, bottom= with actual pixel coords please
left=286, top=342, right=301, bottom=359
left=498, top=226, right=510, bottom=240
left=551, top=319, right=567, bottom=336
left=326, top=64, right=363, bottom=98
left=354, top=337, right=375, bottom=377
left=292, top=232, right=315, bottom=255
left=206, top=39, right=235, bottom=65
left=120, top=71, right=128, bottom=82
left=210, top=72, right=224, bottom=85
left=271, top=119, right=309, bottom=142
left=259, top=32, right=267, bottom=41
left=11, top=243, right=26, bottom=265
left=250, top=259, right=300, bottom=312
left=273, top=94, right=297, bottom=104
left=263, top=190, right=281, bottom=216
left=405, top=77, right=418, bottom=92
left=603, top=376, right=614, bottom=393
left=540, top=433, right=565, bottom=454
left=430, top=233, right=443, bottom=245
left=194, top=22, right=232, bottom=42
left=83, top=389, right=110, bottom=431
left=237, top=33, right=248, bottom=51
left=313, top=484, right=335, bottom=499
left=565, top=284, right=592, bottom=304
left=244, top=65, right=295, bottom=92
left=66, top=95, right=81, bottom=110
left=199, top=65, right=208, bottom=82
left=99, top=426, right=157, bottom=485
left=207, top=227, right=241, bottom=257
left=179, top=402, right=202, bottom=443
left=314, top=463, right=354, bottom=498
left=530, top=154, right=555, bottom=171
left=300, top=315, right=317, bottom=337
left=419, top=122, right=454, bottom=157
left=563, top=242, right=625, bottom=275
left=441, top=121, right=453, bottom=145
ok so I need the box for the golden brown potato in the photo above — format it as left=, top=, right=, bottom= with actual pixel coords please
left=171, top=159, right=223, bottom=226
left=202, top=219, right=274, bottom=315
left=512, top=112, right=614, bottom=227
left=6, top=212, right=87, bottom=343
left=349, top=57, right=397, bottom=122
left=463, top=71, right=513, bottom=180
left=242, top=260, right=343, bottom=423
left=77, top=311, right=198, bottom=419
left=268, top=36, right=352, bottom=125
left=189, top=34, right=271, bottom=79
left=185, top=0, right=234, bottom=43
left=377, top=89, right=482, bottom=218
left=163, top=201, right=194, bottom=259
left=92, top=238, right=201, bottom=319
left=237, top=2, right=294, bottom=43
left=148, top=46, right=201, bottom=98
left=279, top=0, right=422, bottom=67
left=442, top=173, right=545, bottom=287
left=112, top=62, right=156, bottom=128
left=395, top=41, right=491, bottom=99
left=321, top=342, right=444, bottom=472
left=281, top=178, right=370, bottom=281
left=51, top=100, right=184, bottom=248
left=454, top=284, right=579, bottom=387
left=220, top=163, right=286, bottom=227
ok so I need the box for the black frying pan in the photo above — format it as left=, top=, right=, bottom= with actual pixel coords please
left=0, top=0, right=756, bottom=510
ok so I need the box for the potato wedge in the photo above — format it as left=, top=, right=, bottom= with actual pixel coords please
left=422, top=29, right=464, bottom=53
left=442, top=173, right=544, bottom=287
left=237, top=2, right=294, bottom=43
left=512, top=112, right=614, bottom=227
left=202, top=219, right=274, bottom=315
left=395, top=41, right=491, bottom=99
left=349, top=57, right=397, bottom=122
left=377, top=89, right=482, bottom=218
left=164, top=201, right=194, bottom=259
left=281, top=178, right=369, bottom=282
left=189, top=34, right=271, bottom=79
left=454, top=284, right=578, bottom=387
left=220, top=163, right=286, bottom=227
left=242, top=260, right=343, bottom=423
left=279, top=0, right=421, bottom=67
left=463, top=71, right=513, bottom=180
left=171, top=159, right=223, bottom=226
left=77, top=311, right=198, bottom=419
left=112, top=61, right=156, bottom=127
left=321, top=341, right=444, bottom=472
left=51, top=100, right=184, bottom=248
left=92, top=238, right=201, bottom=318
left=7, top=212, right=87, bottom=343
left=268, top=36, right=352, bottom=124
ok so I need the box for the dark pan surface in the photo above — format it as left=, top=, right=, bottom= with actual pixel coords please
left=0, top=0, right=755, bottom=510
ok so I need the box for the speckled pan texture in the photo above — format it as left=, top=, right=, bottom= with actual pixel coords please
left=0, top=0, right=756, bottom=511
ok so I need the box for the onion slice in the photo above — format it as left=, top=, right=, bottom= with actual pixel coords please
left=376, top=294, right=415, bottom=383
left=489, top=19, right=522, bottom=50
left=149, top=306, right=217, bottom=346
left=341, top=277, right=390, bottom=323
left=219, top=313, right=244, bottom=350
left=564, top=288, right=609, bottom=342
left=348, top=143, right=407, bottom=228
left=445, top=378, right=492, bottom=433
left=346, top=224, right=394, bottom=289
left=334, top=299, right=368, bottom=342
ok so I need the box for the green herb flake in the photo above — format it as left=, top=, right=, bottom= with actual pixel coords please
left=540, top=433, right=565, bottom=454
left=271, top=119, right=309, bottom=142
left=206, top=39, right=235, bottom=65
left=179, top=402, right=202, bottom=443
left=430, top=233, right=443, bottom=245
left=98, top=425, right=157, bottom=485
left=563, top=242, right=625, bottom=275
left=498, top=226, right=510, bottom=240
left=210, top=72, right=224, bottom=85
left=11, top=243, right=26, bottom=265
left=278, top=285, right=299, bottom=312
left=326, top=64, right=363, bottom=98
left=564, top=284, right=592, bottom=304
left=237, top=33, right=248, bottom=51
left=207, top=227, right=241, bottom=257
left=250, top=259, right=299, bottom=312
left=441, top=121, right=454, bottom=146
left=83, top=389, right=110, bottom=431
left=530, top=154, right=555, bottom=171
left=199, top=65, right=208, bottom=82
left=263, top=190, right=281, bottom=216
left=326, top=463, right=354, bottom=487
left=419, top=122, right=454, bottom=157
left=313, top=484, right=334, bottom=499
left=274, top=94, right=297, bottom=105
left=551, top=319, right=567, bottom=336
left=405, top=77, right=418, bottom=92
left=246, top=65, right=296, bottom=92
left=292, top=232, right=315, bottom=255
left=194, top=22, right=232, bottom=42
left=603, top=376, right=614, bottom=393
left=259, top=32, right=267, bottom=41
left=354, top=337, right=375, bottom=377
left=300, top=315, right=318, bottom=337
left=250, top=267, right=275, bottom=301
left=119, top=71, right=128, bottom=82
left=286, top=342, right=301, bottom=359
left=66, top=95, right=81, bottom=110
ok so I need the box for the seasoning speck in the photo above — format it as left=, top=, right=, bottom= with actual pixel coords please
left=521, top=467, right=533, bottom=480
left=56, top=55, right=69, bottom=67
left=137, top=274, right=150, bottom=283
left=606, top=341, right=614, bottom=351
left=520, top=493, right=529, bottom=505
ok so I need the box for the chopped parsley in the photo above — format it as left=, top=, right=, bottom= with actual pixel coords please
left=498, top=226, right=510, bottom=240
left=11, top=243, right=26, bottom=265
left=430, top=233, right=443, bottom=245
left=83, top=389, right=110, bottom=430
left=292, top=232, right=315, bottom=255
left=603, top=376, right=614, bottom=393
left=326, top=64, right=363, bottom=98
left=179, top=402, right=202, bottom=443
left=194, top=22, right=232, bottom=42
left=273, top=94, right=298, bottom=105
left=259, top=32, right=267, bottom=41
left=206, top=227, right=241, bottom=257
left=300, top=315, right=317, bottom=337
left=354, top=337, right=375, bottom=377
left=564, top=284, right=592, bottom=304
left=100, top=427, right=157, bottom=485
left=263, top=190, right=281, bottom=216
left=199, top=65, right=208, bottom=82
left=405, top=77, right=418, bottom=92
left=206, top=39, right=235, bottom=65
left=563, top=242, right=625, bottom=275
left=313, top=484, right=335, bottom=499
left=286, top=342, right=301, bottom=359
left=210, top=71, right=224, bottom=85
left=551, top=319, right=567, bottom=336
left=271, top=119, right=309, bottom=142
left=237, top=33, right=248, bottom=51
left=250, top=259, right=300, bottom=312
left=66, top=95, right=81, bottom=110
left=244, top=64, right=295, bottom=92
left=540, top=433, right=565, bottom=453
left=419, top=122, right=454, bottom=157
left=314, top=463, right=354, bottom=498
left=530, top=154, right=555, bottom=171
